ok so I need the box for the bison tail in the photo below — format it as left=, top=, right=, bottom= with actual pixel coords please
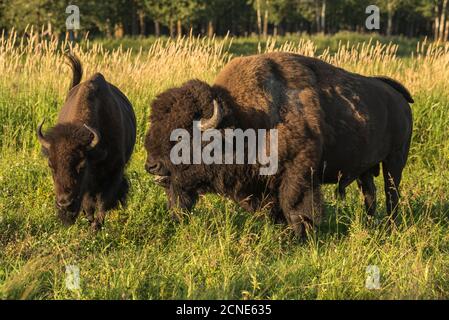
left=374, top=76, right=414, bottom=104
left=65, top=53, right=83, bottom=90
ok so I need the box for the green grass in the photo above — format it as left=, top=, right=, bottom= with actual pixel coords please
left=0, top=33, right=449, bottom=299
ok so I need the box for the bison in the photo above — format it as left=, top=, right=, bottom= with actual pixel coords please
left=144, top=52, right=413, bottom=237
left=37, top=54, right=136, bottom=230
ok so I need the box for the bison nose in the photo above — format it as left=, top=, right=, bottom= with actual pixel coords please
left=56, top=195, right=73, bottom=209
left=145, top=161, right=162, bottom=174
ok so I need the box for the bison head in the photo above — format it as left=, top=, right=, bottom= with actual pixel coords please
left=37, top=120, right=106, bottom=225
left=144, top=80, right=224, bottom=215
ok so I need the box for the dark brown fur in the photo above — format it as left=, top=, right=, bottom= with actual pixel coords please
left=144, top=52, right=413, bottom=236
left=38, top=54, right=136, bottom=230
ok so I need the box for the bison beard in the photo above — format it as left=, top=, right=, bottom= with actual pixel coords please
left=145, top=52, right=413, bottom=238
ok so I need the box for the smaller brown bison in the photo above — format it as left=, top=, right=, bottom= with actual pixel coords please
left=37, top=54, right=136, bottom=230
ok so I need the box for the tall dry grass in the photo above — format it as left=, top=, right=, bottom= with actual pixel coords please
left=262, top=36, right=449, bottom=94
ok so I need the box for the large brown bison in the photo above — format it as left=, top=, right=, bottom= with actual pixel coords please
left=37, top=54, right=136, bottom=230
left=144, top=52, right=413, bottom=237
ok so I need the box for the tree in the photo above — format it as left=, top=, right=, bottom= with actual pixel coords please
left=198, top=0, right=229, bottom=37
left=377, top=0, right=403, bottom=36
left=438, top=0, right=449, bottom=41
left=0, top=0, right=443, bottom=39
left=413, top=0, right=449, bottom=41
left=142, top=0, right=169, bottom=36
left=143, top=0, right=204, bottom=37
left=1, top=0, right=66, bottom=33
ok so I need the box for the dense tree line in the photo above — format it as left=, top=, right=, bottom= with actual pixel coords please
left=0, top=0, right=449, bottom=40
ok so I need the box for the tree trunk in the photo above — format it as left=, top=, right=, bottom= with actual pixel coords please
left=105, top=20, right=112, bottom=38
left=435, top=18, right=440, bottom=40
left=256, top=0, right=262, bottom=37
left=273, top=24, right=278, bottom=37
left=435, top=4, right=440, bottom=41
left=263, top=8, right=268, bottom=38
left=446, top=16, right=449, bottom=41
left=131, top=1, right=138, bottom=36
left=114, top=23, right=124, bottom=38
left=138, top=10, right=145, bottom=35
left=154, top=20, right=160, bottom=37
left=207, top=20, right=214, bottom=38
left=320, top=0, right=326, bottom=34
left=315, top=0, right=320, bottom=33
left=440, top=0, right=448, bottom=41
left=177, top=19, right=182, bottom=37
left=169, top=19, right=175, bottom=38
left=387, top=2, right=393, bottom=36
left=67, top=30, right=75, bottom=42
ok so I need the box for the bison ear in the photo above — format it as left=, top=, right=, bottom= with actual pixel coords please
left=200, top=99, right=222, bottom=131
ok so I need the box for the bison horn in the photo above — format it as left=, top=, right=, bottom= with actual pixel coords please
left=37, top=119, right=51, bottom=149
left=84, top=124, right=100, bottom=149
left=200, top=99, right=222, bottom=131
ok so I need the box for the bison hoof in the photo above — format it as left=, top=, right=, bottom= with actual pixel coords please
left=90, top=220, right=103, bottom=232
left=292, top=218, right=315, bottom=240
left=335, top=187, right=346, bottom=200
left=170, top=212, right=182, bottom=223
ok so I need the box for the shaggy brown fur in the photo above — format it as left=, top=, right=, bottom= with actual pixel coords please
left=144, top=52, right=413, bottom=237
left=38, top=54, right=136, bottom=230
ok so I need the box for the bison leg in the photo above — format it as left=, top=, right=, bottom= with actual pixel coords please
left=382, top=154, right=406, bottom=222
left=356, top=171, right=377, bottom=216
left=117, top=177, right=130, bottom=207
left=166, top=184, right=198, bottom=221
left=335, top=184, right=346, bottom=200
left=334, top=176, right=355, bottom=200
left=81, top=193, right=96, bottom=223
left=278, top=166, right=323, bottom=238
left=91, top=172, right=126, bottom=231
left=271, top=202, right=286, bottom=224
left=280, top=186, right=322, bottom=238
left=276, top=108, right=323, bottom=237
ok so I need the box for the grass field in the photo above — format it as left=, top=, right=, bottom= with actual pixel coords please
left=0, top=30, right=449, bottom=299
